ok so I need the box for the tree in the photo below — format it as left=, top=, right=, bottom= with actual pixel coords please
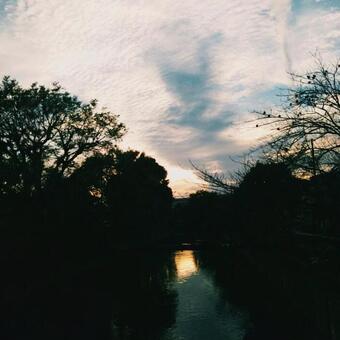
left=181, top=190, right=232, bottom=241
left=305, top=169, right=340, bottom=235
left=104, top=150, right=173, bottom=242
left=190, top=161, right=236, bottom=194
left=69, top=151, right=116, bottom=200
left=234, top=162, right=301, bottom=243
left=0, top=76, right=126, bottom=196
left=255, top=58, right=340, bottom=176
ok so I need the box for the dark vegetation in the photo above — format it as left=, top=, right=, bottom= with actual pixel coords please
left=0, top=77, right=175, bottom=339
left=176, top=162, right=340, bottom=246
left=0, top=76, right=173, bottom=248
left=172, top=59, right=340, bottom=339
left=1, top=58, right=340, bottom=339
left=177, top=59, right=340, bottom=247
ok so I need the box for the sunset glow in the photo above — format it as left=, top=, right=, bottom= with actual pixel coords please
left=175, top=250, right=198, bottom=281
left=0, top=0, right=339, bottom=195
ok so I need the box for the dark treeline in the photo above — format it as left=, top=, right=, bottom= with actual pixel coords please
left=0, top=76, right=173, bottom=254
left=0, top=77, right=175, bottom=339
left=172, top=58, right=340, bottom=339
left=176, top=58, right=340, bottom=248
left=2, top=57, right=340, bottom=339
left=175, top=161, right=340, bottom=245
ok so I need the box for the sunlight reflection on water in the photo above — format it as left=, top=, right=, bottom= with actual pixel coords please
left=167, top=250, right=248, bottom=340
left=175, top=250, right=198, bottom=282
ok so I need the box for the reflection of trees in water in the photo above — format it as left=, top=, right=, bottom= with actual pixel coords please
left=197, top=248, right=340, bottom=340
left=1, top=257, right=115, bottom=340
left=110, top=250, right=177, bottom=340
left=1, top=250, right=177, bottom=340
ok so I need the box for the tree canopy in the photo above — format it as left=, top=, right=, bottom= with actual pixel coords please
left=0, top=76, right=126, bottom=196
left=104, top=150, right=173, bottom=241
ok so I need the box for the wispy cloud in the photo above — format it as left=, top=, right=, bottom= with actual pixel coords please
left=0, top=0, right=339, bottom=195
left=159, top=33, right=230, bottom=131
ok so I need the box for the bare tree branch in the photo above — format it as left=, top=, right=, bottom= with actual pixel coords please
left=254, top=56, right=340, bottom=175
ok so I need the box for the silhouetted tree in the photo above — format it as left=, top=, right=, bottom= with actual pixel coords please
left=255, top=58, right=340, bottom=176
left=180, top=190, right=233, bottom=241
left=190, top=161, right=235, bottom=194
left=234, top=162, right=301, bottom=244
left=70, top=151, right=116, bottom=198
left=104, top=150, right=173, bottom=243
left=307, top=169, right=340, bottom=235
left=0, top=76, right=125, bottom=197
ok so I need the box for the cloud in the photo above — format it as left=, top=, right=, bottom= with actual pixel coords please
left=288, top=8, right=340, bottom=72
left=158, top=33, right=231, bottom=132
left=0, top=0, right=339, bottom=195
left=272, top=0, right=293, bottom=73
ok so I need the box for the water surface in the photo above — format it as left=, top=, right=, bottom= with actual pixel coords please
left=165, top=250, right=248, bottom=340
left=3, top=247, right=340, bottom=340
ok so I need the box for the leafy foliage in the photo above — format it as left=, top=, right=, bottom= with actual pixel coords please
left=0, top=76, right=126, bottom=195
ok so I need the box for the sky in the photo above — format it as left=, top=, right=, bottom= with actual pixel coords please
left=0, top=0, right=340, bottom=196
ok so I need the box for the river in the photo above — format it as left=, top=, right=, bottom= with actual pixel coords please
left=161, top=250, right=248, bottom=340
left=3, top=247, right=340, bottom=339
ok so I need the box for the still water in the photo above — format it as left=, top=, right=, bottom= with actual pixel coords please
left=109, top=249, right=249, bottom=340
left=164, top=250, right=248, bottom=340
left=4, top=247, right=340, bottom=339
left=109, top=248, right=339, bottom=340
